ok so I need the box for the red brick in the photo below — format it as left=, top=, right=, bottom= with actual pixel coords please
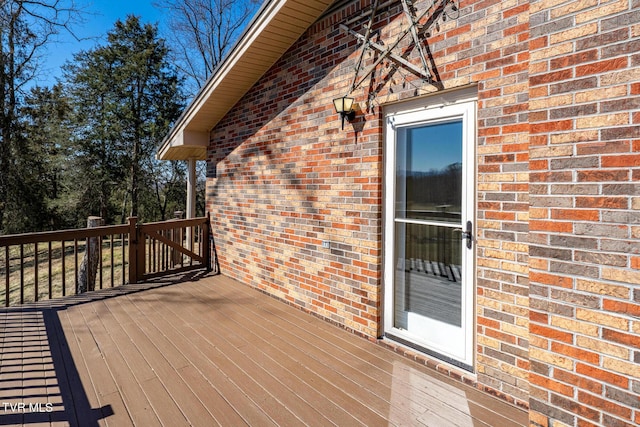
left=492, top=206, right=521, bottom=219
left=578, top=391, right=632, bottom=420
left=484, top=327, right=518, bottom=344
left=602, top=154, right=640, bottom=167
left=603, top=329, right=639, bottom=347
left=529, top=110, right=548, bottom=122
left=550, top=50, right=598, bottom=70
left=530, top=36, right=548, bottom=50
left=576, top=57, right=628, bottom=77
left=502, top=123, right=529, bottom=134
left=577, top=141, right=630, bottom=155
left=551, top=209, right=599, bottom=221
left=577, top=420, right=600, bottom=427
left=529, top=272, right=573, bottom=288
left=577, top=169, right=629, bottom=182
left=504, top=23, right=528, bottom=37
left=446, top=41, right=471, bottom=55
left=575, top=197, right=628, bottom=209
left=529, top=220, right=573, bottom=233
left=603, top=300, right=640, bottom=317
left=530, top=310, right=548, bottom=324
left=530, top=120, right=573, bottom=133
left=553, top=369, right=603, bottom=395
left=445, top=24, right=472, bottom=38
left=530, top=69, right=574, bottom=86
left=446, top=58, right=471, bottom=71
left=530, top=323, right=574, bottom=343
left=551, top=342, right=600, bottom=364
left=530, top=373, right=574, bottom=396
left=477, top=316, right=500, bottom=329
left=530, top=159, right=549, bottom=170
left=576, top=363, right=629, bottom=389
left=503, top=3, right=528, bottom=19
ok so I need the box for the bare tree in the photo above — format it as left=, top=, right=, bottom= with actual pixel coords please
left=154, top=0, right=261, bottom=94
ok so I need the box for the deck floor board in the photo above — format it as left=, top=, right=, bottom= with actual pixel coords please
left=0, top=273, right=528, bottom=426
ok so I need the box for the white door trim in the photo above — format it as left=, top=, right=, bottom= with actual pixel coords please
left=383, top=95, right=476, bottom=369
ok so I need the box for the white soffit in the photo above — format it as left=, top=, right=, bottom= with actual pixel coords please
left=158, top=0, right=334, bottom=161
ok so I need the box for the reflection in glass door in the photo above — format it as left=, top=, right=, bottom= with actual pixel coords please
left=384, top=99, right=475, bottom=369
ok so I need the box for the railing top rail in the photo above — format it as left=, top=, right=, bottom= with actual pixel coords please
left=0, top=224, right=130, bottom=247
left=139, top=216, right=208, bottom=232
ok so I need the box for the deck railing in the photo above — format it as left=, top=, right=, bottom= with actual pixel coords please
left=134, top=216, right=211, bottom=282
left=0, top=216, right=212, bottom=307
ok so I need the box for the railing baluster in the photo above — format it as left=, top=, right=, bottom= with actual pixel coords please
left=62, top=241, right=66, bottom=297
left=190, top=226, right=195, bottom=267
left=34, top=242, right=39, bottom=302
left=199, top=225, right=203, bottom=261
left=153, top=235, right=156, bottom=274
left=181, top=226, right=185, bottom=267
left=74, top=239, right=79, bottom=295
left=48, top=241, right=53, bottom=300
left=122, top=233, right=126, bottom=286
left=20, top=244, right=24, bottom=305
left=201, top=225, right=205, bottom=263
left=146, top=236, right=150, bottom=273
left=4, top=246, right=9, bottom=307
left=162, top=231, right=166, bottom=271
left=110, top=234, right=115, bottom=288
left=163, top=230, right=167, bottom=270
left=99, top=236, right=103, bottom=290
left=86, top=234, right=91, bottom=293
left=152, top=237, right=157, bottom=273
left=160, top=233, right=164, bottom=271
left=199, top=225, right=203, bottom=268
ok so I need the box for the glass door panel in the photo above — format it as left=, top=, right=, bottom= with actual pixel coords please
left=394, top=222, right=462, bottom=329
left=395, top=121, right=463, bottom=223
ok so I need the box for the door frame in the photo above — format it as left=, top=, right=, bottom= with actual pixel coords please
left=382, top=89, right=477, bottom=370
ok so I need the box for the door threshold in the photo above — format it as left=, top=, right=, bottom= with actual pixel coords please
left=384, top=332, right=474, bottom=373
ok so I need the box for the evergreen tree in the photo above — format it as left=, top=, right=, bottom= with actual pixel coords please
left=20, top=84, right=75, bottom=229
left=64, top=15, right=185, bottom=223
left=0, top=0, right=81, bottom=233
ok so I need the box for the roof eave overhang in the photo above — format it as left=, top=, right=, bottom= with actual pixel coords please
left=157, top=0, right=334, bottom=161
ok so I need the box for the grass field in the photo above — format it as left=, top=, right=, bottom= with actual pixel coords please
left=0, top=238, right=129, bottom=307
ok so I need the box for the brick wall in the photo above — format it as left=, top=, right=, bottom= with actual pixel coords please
left=207, top=3, right=385, bottom=338
left=528, top=1, right=640, bottom=426
left=205, top=0, right=639, bottom=417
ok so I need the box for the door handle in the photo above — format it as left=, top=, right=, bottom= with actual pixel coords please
left=461, top=221, right=473, bottom=249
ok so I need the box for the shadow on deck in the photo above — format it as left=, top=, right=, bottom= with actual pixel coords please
left=0, top=272, right=528, bottom=426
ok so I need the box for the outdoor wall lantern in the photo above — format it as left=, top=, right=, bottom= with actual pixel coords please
left=333, top=96, right=356, bottom=130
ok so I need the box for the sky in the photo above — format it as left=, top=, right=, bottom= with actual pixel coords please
left=400, top=120, right=463, bottom=173
left=35, top=0, right=164, bottom=87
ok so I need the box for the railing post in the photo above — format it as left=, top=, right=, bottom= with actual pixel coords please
left=78, top=216, right=104, bottom=293
left=172, top=211, right=184, bottom=266
left=204, top=213, right=211, bottom=272
left=128, top=217, right=138, bottom=284
left=137, top=221, right=146, bottom=283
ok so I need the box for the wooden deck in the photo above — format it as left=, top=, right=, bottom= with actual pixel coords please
left=0, top=273, right=528, bottom=426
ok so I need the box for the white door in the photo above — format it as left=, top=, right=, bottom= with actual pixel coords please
left=384, top=98, right=475, bottom=369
